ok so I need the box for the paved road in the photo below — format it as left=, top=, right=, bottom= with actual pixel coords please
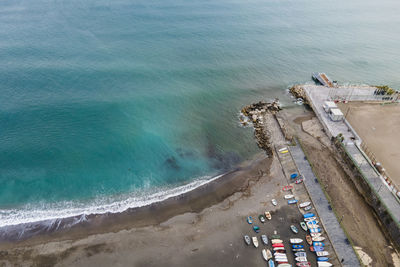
left=290, top=144, right=361, bottom=267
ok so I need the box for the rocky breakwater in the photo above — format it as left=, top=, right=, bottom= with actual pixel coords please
left=289, top=85, right=308, bottom=105
left=241, top=100, right=281, bottom=157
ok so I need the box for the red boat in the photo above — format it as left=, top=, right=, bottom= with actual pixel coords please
left=295, top=178, right=303, bottom=184
left=309, top=246, right=315, bottom=252
left=282, top=185, right=293, bottom=191
left=272, top=243, right=284, bottom=247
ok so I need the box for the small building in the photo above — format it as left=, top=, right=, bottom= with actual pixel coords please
left=329, top=108, right=344, bottom=122
left=323, top=101, right=337, bottom=113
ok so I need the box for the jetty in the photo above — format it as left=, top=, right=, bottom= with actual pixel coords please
left=312, top=72, right=334, bottom=87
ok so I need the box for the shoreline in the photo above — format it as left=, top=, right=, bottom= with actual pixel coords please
left=0, top=152, right=272, bottom=248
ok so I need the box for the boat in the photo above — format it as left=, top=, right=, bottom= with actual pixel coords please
left=265, top=211, right=272, bottom=220
left=259, top=214, right=266, bottom=223
left=278, top=147, right=288, bottom=152
left=278, top=264, right=292, bottom=267
left=247, top=216, right=253, bottom=224
left=295, top=178, right=303, bottom=184
left=304, top=217, right=316, bottom=222
left=272, top=199, right=278, bottom=206
left=273, top=247, right=286, bottom=252
left=284, top=194, right=294, bottom=199
left=309, top=228, right=321, bottom=233
left=272, top=243, right=285, bottom=248
left=274, top=252, right=286, bottom=256
left=296, top=263, right=311, bottom=267
left=290, top=238, right=303, bottom=244
left=295, top=257, right=308, bottom=262
left=290, top=225, right=299, bottom=233
left=292, top=248, right=305, bottom=252
left=313, top=242, right=325, bottom=247
left=262, top=249, right=272, bottom=261
left=309, top=246, right=315, bottom=252
left=313, top=246, right=325, bottom=252
left=288, top=199, right=298, bottom=204
left=317, top=257, right=329, bottom=262
left=271, top=234, right=280, bottom=239
left=310, top=233, right=322, bottom=237
left=282, top=185, right=293, bottom=191
left=312, top=72, right=334, bottom=87
left=244, top=235, right=251, bottom=245
left=268, top=259, right=275, bottom=267
left=290, top=173, right=298, bottom=179
left=299, top=202, right=311, bottom=208
left=307, top=221, right=319, bottom=229
left=253, top=225, right=260, bottom=233
left=295, top=252, right=307, bottom=257
left=271, top=239, right=283, bottom=244
left=303, top=213, right=315, bottom=218
left=312, top=236, right=325, bottom=242
left=304, top=205, right=312, bottom=211
left=316, top=251, right=329, bottom=257
left=261, top=234, right=269, bottom=245
left=300, top=222, right=307, bottom=231
left=252, top=236, right=259, bottom=247
left=292, top=244, right=304, bottom=249
left=317, top=262, right=333, bottom=267
left=305, top=235, right=312, bottom=245
left=275, top=258, right=288, bottom=263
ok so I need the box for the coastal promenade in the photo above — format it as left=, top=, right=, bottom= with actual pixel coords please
left=290, top=144, right=360, bottom=267
left=301, top=84, right=400, bottom=225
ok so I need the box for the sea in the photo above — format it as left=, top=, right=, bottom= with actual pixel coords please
left=1, top=0, right=399, bottom=235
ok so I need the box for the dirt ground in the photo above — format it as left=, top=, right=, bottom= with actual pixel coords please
left=280, top=106, right=399, bottom=267
left=337, top=102, right=400, bottom=189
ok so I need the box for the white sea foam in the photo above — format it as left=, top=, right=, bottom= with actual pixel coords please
left=0, top=174, right=224, bottom=228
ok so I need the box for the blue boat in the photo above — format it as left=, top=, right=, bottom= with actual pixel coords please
left=253, top=225, right=260, bottom=233
left=288, top=199, right=298, bottom=204
left=313, top=246, right=324, bottom=252
left=290, top=173, right=298, bottom=179
left=292, top=244, right=304, bottom=249
left=303, top=213, right=315, bottom=218
left=309, top=228, right=321, bottom=233
left=313, top=241, right=325, bottom=247
left=318, top=257, right=329, bottom=262
left=247, top=216, right=253, bottom=224
left=268, top=259, right=275, bottom=267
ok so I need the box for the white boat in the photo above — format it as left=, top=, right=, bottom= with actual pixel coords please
left=295, top=256, right=308, bottom=262
left=304, top=217, right=316, bottom=222
left=273, top=247, right=286, bottom=251
left=299, top=201, right=311, bottom=208
left=278, top=147, right=288, bottom=152
left=316, top=251, right=329, bottom=257
left=275, top=256, right=288, bottom=261
left=277, top=264, right=291, bottom=267
left=262, top=249, right=272, bottom=261
left=317, top=262, right=332, bottom=267
left=252, top=236, right=259, bottom=248
left=271, top=239, right=284, bottom=244
left=295, top=252, right=307, bottom=257
left=284, top=194, right=294, bottom=199
left=272, top=199, right=278, bottom=206
left=290, top=238, right=303, bottom=244
left=311, top=233, right=322, bottom=237
left=312, top=236, right=326, bottom=242
left=274, top=253, right=287, bottom=257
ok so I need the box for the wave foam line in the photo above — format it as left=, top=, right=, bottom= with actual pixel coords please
left=0, top=174, right=224, bottom=228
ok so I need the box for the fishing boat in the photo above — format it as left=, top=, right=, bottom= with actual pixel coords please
left=295, top=252, right=307, bottom=257
left=244, top=235, right=251, bottom=245
left=282, top=185, right=293, bottom=191
left=246, top=216, right=253, bottom=224
left=304, top=217, right=316, bottom=222
left=309, top=228, right=321, bottom=233
left=272, top=243, right=285, bottom=248
left=295, top=256, right=308, bottom=262
left=313, top=242, right=325, bottom=247
left=316, top=251, right=329, bottom=257
left=299, top=202, right=311, bottom=208
left=261, top=234, right=269, bottom=245
left=295, top=178, right=303, bottom=184
left=252, top=236, right=259, bottom=247
left=300, top=222, right=307, bottom=231
left=303, top=213, right=315, bottom=218
left=272, top=199, right=278, bottom=206
left=271, top=239, right=283, bottom=244
left=288, top=199, right=298, bottom=204
left=259, top=214, right=266, bottom=223
left=304, top=205, right=312, bottom=211
left=306, top=221, right=319, bottom=229
left=306, top=235, right=312, bottom=245
left=268, top=259, right=275, bottom=267
left=317, top=257, right=329, bottom=262
left=290, top=238, right=303, bottom=244
left=290, top=225, right=299, bottom=233
left=292, top=244, right=304, bottom=249
left=313, top=246, right=325, bottom=252
left=262, top=249, right=272, bottom=261
left=317, top=262, right=333, bottom=267
left=284, top=194, right=294, bottom=199
left=312, top=236, right=325, bottom=242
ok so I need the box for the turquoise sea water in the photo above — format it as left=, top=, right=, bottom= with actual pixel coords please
left=1, top=0, right=400, bottom=226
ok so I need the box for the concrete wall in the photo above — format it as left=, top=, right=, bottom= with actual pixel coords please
left=334, top=140, right=400, bottom=248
